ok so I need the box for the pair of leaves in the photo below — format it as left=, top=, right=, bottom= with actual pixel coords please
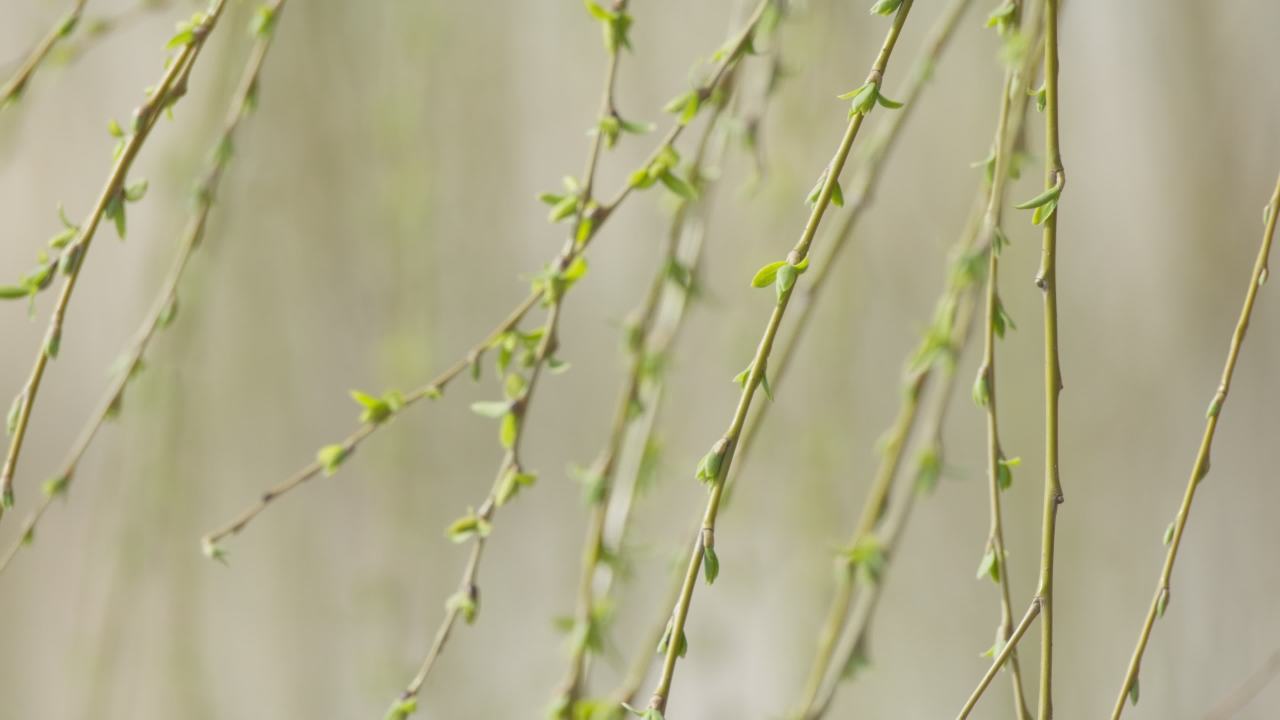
left=495, top=466, right=537, bottom=506
left=732, top=362, right=773, bottom=401
left=583, top=1, right=633, bottom=54
left=595, top=114, right=654, bottom=150
left=694, top=442, right=727, bottom=485
left=1015, top=180, right=1063, bottom=225
left=976, top=547, right=1002, bottom=584
left=750, top=256, right=810, bottom=304
left=470, top=400, right=520, bottom=449
left=839, top=81, right=903, bottom=117
left=446, top=509, right=492, bottom=543
left=350, top=389, right=404, bottom=424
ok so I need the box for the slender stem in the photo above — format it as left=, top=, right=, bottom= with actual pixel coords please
left=200, top=291, right=541, bottom=549
left=553, top=101, right=737, bottom=715
left=726, top=0, right=974, bottom=506
left=1034, top=2, right=1066, bottom=717
left=1, top=0, right=89, bottom=107
left=201, top=0, right=773, bottom=550
left=1109, top=171, right=1280, bottom=719
left=957, top=599, right=1043, bottom=720
left=974, top=4, right=1038, bottom=717
left=0, top=0, right=228, bottom=519
left=0, top=0, right=290, bottom=576
left=645, top=4, right=919, bottom=713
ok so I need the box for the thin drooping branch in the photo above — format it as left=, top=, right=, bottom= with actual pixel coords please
left=728, top=0, right=975, bottom=500
left=971, top=2, right=1038, bottom=717
left=641, top=3, right=921, bottom=714
left=807, top=252, right=982, bottom=719
left=201, top=0, right=776, bottom=555
left=1, top=0, right=228, bottom=520
left=380, top=7, right=777, bottom=718
left=0, top=0, right=290, bottom=576
left=1, top=0, right=89, bottom=108
left=1032, top=1, right=1066, bottom=716
left=1109, top=170, right=1280, bottom=719
left=549, top=89, right=737, bottom=718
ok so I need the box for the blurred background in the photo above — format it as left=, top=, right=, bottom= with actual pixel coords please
left=2, top=1, right=1279, bottom=718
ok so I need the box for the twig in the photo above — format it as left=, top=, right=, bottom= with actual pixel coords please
left=0, top=0, right=290, bottom=576
left=1110, top=170, right=1280, bottom=719
left=1032, top=1, right=1066, bottom=716
left=971, top=2, right=1039, bottom=717
left=1, top=0, right=228, bottom=519
left=642, top=3, right=921, bottom=714
left=957, top=598, right=1042, bottom=720
left=1, top=0, right=89, bottom=108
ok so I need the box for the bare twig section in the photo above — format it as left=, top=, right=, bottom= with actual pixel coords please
left=642, top=3, right=922, bottom=715
left=202, top=0, right=775, bottom=557
left=1204, top=649, right=1280, bottom=720
left=0, top=0, right=290, bottom=576
left=1032, top=1, right=1066, bottom=716
left=1, top=0, right=229, bottom=520
left=1110, top=171, right=1280, bottom=719
left=1, top=0, right=89, bottom=108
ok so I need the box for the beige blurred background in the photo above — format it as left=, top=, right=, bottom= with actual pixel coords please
left=2, top=1, right=1279, bottom=718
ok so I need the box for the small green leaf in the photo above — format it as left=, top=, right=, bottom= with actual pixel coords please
left=446, top=510, right=492, bottom=543
left=123, top=179, right=149, bottom=202
left=997, top=456, right=1020, bottom=491
left=915, top=446, right=942, bottom=494
left=702, top=545, right=719, bottom=584
left=775, top=263, right=798, bottom=302
left=1156, top=588, right=1169, bottom=618
left=42, top=473, right=70, bottom=498
left=658, top=169, right=697, bottom=200
left=383, top=697, right=418, bottom=720
left=350, top=390, right=391, bottom=424
left=470, top=401, right=510, bottom=419
left=846, top=535, right=886, bottom=584
left=1128, top=677, right=1140, bottom=707
left=972, top=370, right=990, bottom=407
left=1015, top=182, right=1062, bottom=210
left=0, top=286, right=29, bottom=300
left=751, top=260, right=787, bottom=288
left=695, top=442, right=726, bottom=485
left=202, top=537, right=229, bottom=565
left=875, top=92, right=904, bottom=109
left=504, top=373, right=527, bottom=400
left=976, top=548, right=1000, bottom=583
left=446, top=588, right=479, bottom=625
left=6, top=393, right=24, bottom=436
left=316, top=444, right=348, bottom=475
left=107, top=119, right=125, bottom=138
left=1163, top=522, right=1175, bottom=545
left=496, top=468, right=537, bottom=506
left=499, top=412, right=519, bottom=449
left=869, top=0, right=903, bottom=15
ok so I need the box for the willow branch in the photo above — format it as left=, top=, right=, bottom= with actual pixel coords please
left=1033, top=1, right=1066, bottom=716
left=971, top=3, right=1039, bottom=717
left=201, top=0, right=775, bottom=554
left=1, top=0, right=228, bottom=520
left=1, top=0, right=89, bottom=108
left=0, top=0, right=289, bottom=576
left=1110, top=171, right=1280, bottom=719
left=643, top=3, right=920, bottom=714
left=549, top=95, right=732, bottom=718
